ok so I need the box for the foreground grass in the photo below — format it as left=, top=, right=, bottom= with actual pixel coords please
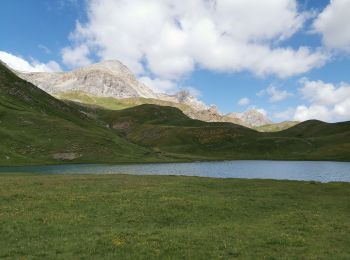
left=0, top=174, right=349, bottom=259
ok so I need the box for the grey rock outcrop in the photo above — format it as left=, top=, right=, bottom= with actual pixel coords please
left=227, top=109, right=272, bottom=127
left=19, top=60, right=158, bottom=99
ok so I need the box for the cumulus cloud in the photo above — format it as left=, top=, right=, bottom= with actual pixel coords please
left=61, top=44, right=92, bottom=68
left=238, top=97, right=250, bottom=106
left=258, top=85, right=293, bottom=102
left=138, top=76, right=177, bottom=93
left=256, top=108, right=267, bottom=117
left=293, top=79, right=350, bottom=122
left=313, top=0, right=350, bottom=51
left=272, top=108, right=295, bottom=121
left=299, top=78, right=350, bottom=106
left=138, top=76, right=202, bottom=97
left=0, top=51, right=61, bottom=72
left=62, top=0, right=327, bottom=80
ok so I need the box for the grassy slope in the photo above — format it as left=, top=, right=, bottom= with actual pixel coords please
left=56, top=90, right=193, bottom=112
left=57, top=91, right=301, bottom=131
left=254, top=121, right=299, bottom=132
left=57, top=91, right=350, bottom=161
left=0, top=63, right=163, bottom=165
left=1, top=61, right=349, bottom=164
left=77, top=104, right=350, bottom=161
left=56, top=90, right=244, bottom=125
left=0, top=174, right=349, bottom=259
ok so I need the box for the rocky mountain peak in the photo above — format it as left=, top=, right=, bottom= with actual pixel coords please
left=208, top=105, right=219, bottom=114
left=227, top=109, right=272, bottom=127
left=18, top=60, right=158, bottom=99
left=158, top=90, right=208, bottom=111
left=77, top=60, right=132, bottom=76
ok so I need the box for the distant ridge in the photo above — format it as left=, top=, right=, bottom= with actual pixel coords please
left=227, top=109, right=272, bottom=127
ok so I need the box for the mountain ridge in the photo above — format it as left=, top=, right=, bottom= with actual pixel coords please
left=227, top=109, right=273, bottom=127
left=16, top=60, right=274, bottom=128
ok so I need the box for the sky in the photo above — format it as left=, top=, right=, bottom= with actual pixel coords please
left=1, top=0, right=350, bottom=122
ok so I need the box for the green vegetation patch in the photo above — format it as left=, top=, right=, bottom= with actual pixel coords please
left=0, top=174, right=349, bottom=259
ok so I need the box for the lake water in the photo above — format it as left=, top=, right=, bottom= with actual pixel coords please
left=0, top=160, right=350, bottom=182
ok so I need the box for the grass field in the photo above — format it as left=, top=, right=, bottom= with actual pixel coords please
left=1, top=174, right=349, bottom=259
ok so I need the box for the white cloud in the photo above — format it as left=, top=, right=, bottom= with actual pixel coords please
left=256, top=108, right=267, bottom=116
left=238, top=97, right=250, bottom=106
left=293, top=79, right=350, bottom=122
left=61, top=44, right=92, bottom=68
left=138, top=76, right=201, bottom=96
left=269, top=85, right=293, bottom=102
left=293, top=105, right=332, bottom=122
left=257, top=85, right=293, bottom=102
left=273, top=108, right=295, bottom=121
left=138, top=76, right=177, bottom=93
left=62, top=0, right=327, bottom=80
left=313, top=0, right=350, bottom=51
left=299, top=78, right=350, bottom=106
left=0, top=51, right=61, bottom=72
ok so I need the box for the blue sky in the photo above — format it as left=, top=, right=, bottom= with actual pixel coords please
left=1, top=0, right=350, bottom=122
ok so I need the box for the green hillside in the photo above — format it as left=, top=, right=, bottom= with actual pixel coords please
left=277, top=119, right=350, bottom=137
left=74, top=103, right=350, bottom=161
left=1, top=61, right=349, bottom=165
left=0, top=62, right=162, bottom=165
left=55, top=91, right=194, bottom=114
left=56, top=91, right=244, bottom=125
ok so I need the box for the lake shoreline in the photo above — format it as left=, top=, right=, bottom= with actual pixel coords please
left=1, top=157, right=350, bottom=167
left=1, top=172, right=350, bottom=184
left=1, top=160, right=349, bottom=182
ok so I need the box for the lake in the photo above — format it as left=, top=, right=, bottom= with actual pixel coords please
left=1, top=160, right=350, bottom=182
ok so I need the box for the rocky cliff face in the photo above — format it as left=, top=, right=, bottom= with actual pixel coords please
left=19, top=60, right=158, bottom=99
left=158, top=90, right=208, bottom=111
left=18, top=60, right=210, bottom=112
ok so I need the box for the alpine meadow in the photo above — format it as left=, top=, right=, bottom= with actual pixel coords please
left=1, top=0, right=350, bottom=259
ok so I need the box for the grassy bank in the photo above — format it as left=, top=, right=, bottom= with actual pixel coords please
left=0, top=174, right=349, bottom=259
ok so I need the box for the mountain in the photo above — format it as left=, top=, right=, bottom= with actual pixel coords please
left=227, top=109, right=272, bottom=127
left=17, top=60, right=271, bottom=128
left=18, top=60, right=207, bottom=111
left=18, top=60, right=158, bottom=99
left=0, top=60, right=160, bottom=165
left=55, top=91, right=247, bottom=126
left=1, top=59, right=349, bottom=164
